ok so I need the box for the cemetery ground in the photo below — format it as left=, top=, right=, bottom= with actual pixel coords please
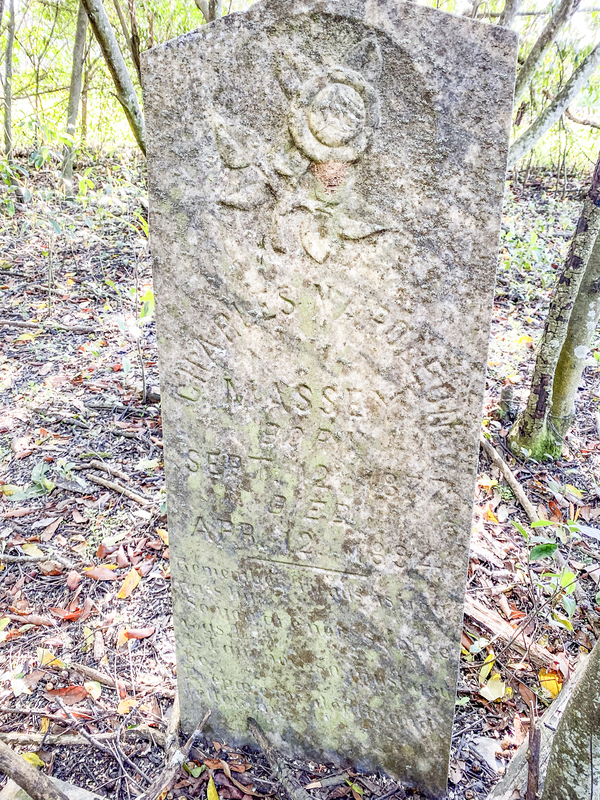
left=0, top=158, right=599, bottom=800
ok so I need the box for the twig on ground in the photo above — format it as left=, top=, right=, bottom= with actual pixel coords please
left=248, top=717, right=313, bottom=800
left=0, top=727, right=165, bottom=748
left=140, top=709, right=211, bottom=800
left=464, top=594, right=555, bottom=668
left=0, top=317, right=95, bottom=334
left=0, top=738, right=69, bottom=800
left=68, top=661, right=175, bottom=699
left=55, top=698, right=152, bottom=786
left=75, top=458, right=131, bottom=483
left=0, top=551, right=76, bottom=569
left=480, top=434, right=539, bottom=522
left=85, top=473, right=150, bottom=506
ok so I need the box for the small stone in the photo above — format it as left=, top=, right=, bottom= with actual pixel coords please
left=45, top=682, right=54, bottom=691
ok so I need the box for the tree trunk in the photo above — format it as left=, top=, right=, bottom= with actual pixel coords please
left=508, top=40, right=600, bottom=166
left=509, top=155, right=600, bottom=460
left=62, top=1, right=88, bottom=197
left=193, top=0, right=221, bottom=23
left=3, top=0, right=14, bottom=161
left=498, top=0, right=523, bottom=28
left=81, top=0, right=146, bottom=154
left=548, top=232, right=600, bottom=440
left=514, top=0, right=580, bottom=106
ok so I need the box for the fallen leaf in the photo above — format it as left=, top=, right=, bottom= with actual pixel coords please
left=116, top=628, right=129, bottom=650
left=22, top=542, right=44, bottom=558
left=124, top=626, right=155, bottom=640
left=156, top=528, right=169, bottom=545
left=480, top=673, right=510, bottom=703
left=40, top=717, right=50, bottom=734
left=117, top=697, right=138, bottom=714
left=37, top=649, right=65, bottom=669
left=12, top=677, right=32, bottom=697
left=116, top=545, right=129, bottom=568
left=66, top=571, right=82, bottom=590
left=208, top=775, right=220, bottom=800
left=539, top=668, right=563, bottom=698
left=82, top=626, right=94, bottom=653
left=46, top=686, right=89, bottom=705
left=479, top=652, right=495, bottom=685
left=84, top=680, right=102, bottom=700
left=117, top=568, right=141, bottom=599
left=39, top=561, right=63, bottom=576
left=22, top=752, right=45, bottom=768
left=84, top=566, right=118, bottom=581
left=41, top=518, right=62, bottom=542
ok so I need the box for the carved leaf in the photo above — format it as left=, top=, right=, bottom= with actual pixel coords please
left=337, top=213, right=387, bottom=240
left=220, top=182, right=271, bottom=210
left=300, top=213, right=333, bottom=263
left=342, top=36, right=383, bottom=82
left=214, top=113, right=254, bottom=169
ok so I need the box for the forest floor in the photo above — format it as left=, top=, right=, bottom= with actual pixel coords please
left=0, top=156, right=599, bottom=800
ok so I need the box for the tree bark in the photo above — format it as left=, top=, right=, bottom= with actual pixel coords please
left=0, top=739, right=70, bottom=800
left=3, top=0, right=14, bottom=160
left=81, top=0, right=145, bottom=154
left=62, top=1, right=88, bottom=196
left=548, top=231, right=600, bottom=440
left=508, top=40, right=600, bottom=166
left=193, top=0, right=221, bottom=23
left=509, top=154, right=600, bottom=459
left=514, top=0, right=580, bottom=105
left=498, top=0, right=524, bottom=27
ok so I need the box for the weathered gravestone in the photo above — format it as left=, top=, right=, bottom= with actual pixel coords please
left=142, top=2, right=516, bottom=795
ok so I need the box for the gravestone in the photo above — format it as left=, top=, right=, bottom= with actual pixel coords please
left=142, top=2, right=517, bottom=796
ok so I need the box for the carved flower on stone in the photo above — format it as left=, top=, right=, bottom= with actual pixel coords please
left=214, top=37, right=393, bottom=262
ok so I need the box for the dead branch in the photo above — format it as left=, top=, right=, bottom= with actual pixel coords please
left=464, top=594, right=556, bottom=668
left=248, top=717, right=313, bottom=800
left=565, top=107, right=600, bottom=129
left=85, top=473, right=150, bottom=505
left=0, top=738, right=69, bottom=800
left=0, top=727, right=165, bottom=748
left=480, top=434, right=539, bottom=523
left=75, top=458, right=131, bottom=483
left=140, top=710, right=211, bottom=800
left=1, top=551, right=76, bottom=569
left=0, top=317, right=95, bottom=333
left=68, top=661, right=174, bottom=699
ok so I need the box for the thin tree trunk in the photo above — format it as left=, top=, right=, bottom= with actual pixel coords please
left=81, top=0, right=145, bottom=154
left=3, top=0, right=14, bottom=161
left=128, top=0, right=142, bottom=84
left=548, top=231, right=600, bottom=440
left=62, top=1, right=88, bottom=196
left=81, top=65, right=89, bottom=144
left=498, top=0, right=523, bottom=27
left=193, top=0, right=221, bottom=22
left=508, top=40, right=600, bottom=166
left=509, top=154, right=600, bottom=460
left=193, top=0, right=210, bottom=22
left=514, top=0, right=580, bottom=105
